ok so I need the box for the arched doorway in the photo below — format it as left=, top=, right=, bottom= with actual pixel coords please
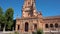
left=25, top=22, right=29, bottom=32
left=34, top=24, right=37, bottom=30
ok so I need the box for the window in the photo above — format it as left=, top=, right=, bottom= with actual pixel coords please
left=45, top=24, right=49, bottom=28
left=25, top=22, right=29, bottom=32
left=34, top=24, right=37, bottom=30
left=18, top=25, right=20, bottom=30
left=55, top=23, right=58, bottom=28
left=50, top=24, right=53, bottom=28
left=28, top=2, right=30, bottom=4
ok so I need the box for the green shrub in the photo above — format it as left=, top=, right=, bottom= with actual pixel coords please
left=37, top=29, right=43, bottom=34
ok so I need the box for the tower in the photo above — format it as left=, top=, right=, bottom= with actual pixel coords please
left=16, top=0, right=43, bottom=34
left=22, top=0, right=37, bottom=17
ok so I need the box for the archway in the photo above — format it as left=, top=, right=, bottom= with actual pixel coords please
left=25, top=22, right=29, bottom=32
left=55, top=23, right=58, bottom=28
left=34, top=24, right=37, bottom=30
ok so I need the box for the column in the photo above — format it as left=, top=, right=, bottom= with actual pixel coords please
left=15, top=24, right=18, bottom=31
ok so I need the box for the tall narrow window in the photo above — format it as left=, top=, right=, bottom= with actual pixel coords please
left=18, top=25, right=20, bottom=30
left=45, top=24, right=49, bottom=28
left=50, top=24, right=53, bottom=28
left=55, top=23, right=58, bottom=28
left=25, top=22, right=29, bottom=32
left=34, top=24, right=37, bottom=30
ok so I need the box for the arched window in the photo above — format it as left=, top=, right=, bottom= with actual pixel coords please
left=25, top=22, right=29, bottom=32
left=45, top=24, right=49, bottom=28
left=18, top=25, right=20, bottom=30
left=50, top=24, right=53, bottom=28
left=34, top=24, right=37, bottom=30
left=55, top=23, right=58, bottom=28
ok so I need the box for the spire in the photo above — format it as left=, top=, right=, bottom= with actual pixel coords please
left=38, top=11, right=43, bottom=18
left=22, top=0, right=37, bottom=17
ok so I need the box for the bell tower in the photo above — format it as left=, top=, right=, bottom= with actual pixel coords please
left=22, top=0, right=37, bottom=17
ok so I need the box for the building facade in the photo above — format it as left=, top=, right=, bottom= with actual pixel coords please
left=15, top=0, right=60, bottom=34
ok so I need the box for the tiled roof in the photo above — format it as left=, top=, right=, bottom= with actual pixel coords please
left=43, top=15, right=60, bottom=19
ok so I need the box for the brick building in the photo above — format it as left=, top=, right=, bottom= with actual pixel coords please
left=15, top=0, right=60, bottom=34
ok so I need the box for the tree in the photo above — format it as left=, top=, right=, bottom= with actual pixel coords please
left=0, top=7, right=3, bottom=15
left=1, top=15, right=6, bottom=31
left=37, top=29, right=43, bottom=34
left=5, top=8, right=14, bottom=31
left=32, top=29, right=43, bottom=34
left=0, top=7, right=3, bottom=24
left=0, top=7, right=4, bottom=30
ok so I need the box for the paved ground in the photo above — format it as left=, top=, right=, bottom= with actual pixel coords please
left=0, top=31, right=14, bottom=34
left=0, top=32, right=5, bottom=34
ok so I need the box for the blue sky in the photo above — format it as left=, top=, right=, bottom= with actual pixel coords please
left=0, top=0, right=60, bottom=19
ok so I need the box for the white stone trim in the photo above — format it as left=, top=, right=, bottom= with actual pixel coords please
left=43, top=31, right=60, bottom=32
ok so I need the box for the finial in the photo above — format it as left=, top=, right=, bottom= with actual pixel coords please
left=38, top=10, right=42, bottom=15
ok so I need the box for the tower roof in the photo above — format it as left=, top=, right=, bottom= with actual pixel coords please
left=22, top=0, right=37, bottom=17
